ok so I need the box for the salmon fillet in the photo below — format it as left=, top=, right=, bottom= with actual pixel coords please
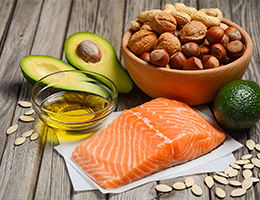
left=72, top=98, right=225, bottom=189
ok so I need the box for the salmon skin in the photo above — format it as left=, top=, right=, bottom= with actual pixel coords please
left=72, top=98, right=226, bottom=189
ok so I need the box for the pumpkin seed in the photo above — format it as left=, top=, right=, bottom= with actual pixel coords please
left=235, top=159, right=249, bottom=165
left=242, top=178, right=253, bottom=190
left=241, top=154, right=253, bottom=160
left=216, top=172, right=228, bottom=178
left=22, top=130, right=34, bottom=138
left=243, top=169, right=253, bottom=179
left=19, top=115, right=35, bottom=122
left=229, top=180, right=242, bottom=187
left=205, top=176, right=214, bottom=188
left=250, top=177, right=259, bottom=183
left=18, top=101, right=32, bottom=108
left=224, top=167, right=232, bottom=175
left=30, top=132, right=39, bottom=141
left=246, top=139, right=255, bottom=150
left=185, top=177, right=194, bottom=187
left=228, top=168, right=238, bottom=177
left=24, top=109, right=34, bottom=116
left=6, top=124, right=18, bottom=135
left=251, top=158, right=260, bottom=168
left=173, top=182, right=186, bottom=190
left=230, top=162, right=241, bottom=169
left=14, top=137, right=26, bottom=145
left=231, top=188, right=246, bottom=197
left=243, top=163, right=254, bottom=169
left=155, top=184, right=172, bottom=193
left=216, top=187, right=226, bottom=198
left=213, top=175, right=228, bottom=185
left=257, top=153, right=260, bottom=160
left=191, top=184, right=202, bottom=196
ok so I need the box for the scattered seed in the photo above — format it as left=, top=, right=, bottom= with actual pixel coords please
left=257, top=154, right=260, bottom=160
left=241, top=154, right=253, bottom=160
left=229, top=180, right=242, bottom=187
left=251, top=158, right=260, bottom=168
left=250, top=177, right=259, bottom=183
left=243, top=169, right=253, bottom=179
left=6, top=124, right=18, bottom=135
left=246, top=139, right=255, bottom=150
left=205, top=176, right=214, bottom=188
left=255, top=144, right=260, bottom=151
left=216, top=172, right=228, bottom=178
left=30, top=132, right=39, bottom=141
left=155, top=184, right=172, bottom=193
left=216, top=187, right=226, bottom=198
left=231, top=188, right=246, bottom=197
left=18, top=101, right=32, bottom=108
left=243, top=163, right=254, bottom=169
left=242, top=178, right=253, bottom=190
left=19, top=115, right=35, bottom=122
left=213, top=175, right=228, bottom=185
left=24, top=109, right=34, bottom=116
left=173, top=182, right=186, bottom=190
left=235, top=159, right=250, bottom=165
left=14, top=137, right=26, bottom=145
left=230, top=162, right=241, bottom=169
left=228, top=168, right=238, bottom=177
left=22, top=130, right=34, bottom=138
left=185, top=177, right=194, bottom=187
left=224, top=167, right=233, bottom=175
left=191, top=184, right=202, bottom=196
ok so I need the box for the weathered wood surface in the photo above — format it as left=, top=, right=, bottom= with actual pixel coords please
left=0, top=0, right=259, bottom=199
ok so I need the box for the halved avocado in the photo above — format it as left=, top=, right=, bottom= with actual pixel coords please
left=20, top=55, right=109, bottom=98
left=64, top=32, right=133, bottom=94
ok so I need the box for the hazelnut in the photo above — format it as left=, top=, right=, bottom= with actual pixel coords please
left=140, top=52, right=151, bottom=63
left=183, top=57, right=203, bottom=70
left=220, top=34, right=229, bottom=48
left=169, top=51, right=187, bottom=69
left=226, top=40, right=245, bottom=59
left=150, top=11, right=177, bottom=34
left=77, top=40, right=102, bottom=63
left=210, top=43, right=226, bottom=61
left=225, top=26, right=242, bottom=41
left=202, top=55, right=219, bottom=69
left=199, top=45, right=210, bottom=59
left=182, top=42, right=200, bottom=58
left=150, top=49, right=169, bottom=66
left=206, top=26, right=225, bottom=44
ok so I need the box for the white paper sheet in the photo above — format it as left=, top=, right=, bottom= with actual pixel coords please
left=55, top=106, right=243, bottom=194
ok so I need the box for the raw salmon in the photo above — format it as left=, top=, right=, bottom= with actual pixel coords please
left=72, top=98, right=226, bottom=189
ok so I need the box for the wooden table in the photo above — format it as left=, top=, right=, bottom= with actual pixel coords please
left=0, top=0, right=259, bottom=199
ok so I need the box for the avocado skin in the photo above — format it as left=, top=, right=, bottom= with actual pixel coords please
left=64, top=32, right=133, bottom=94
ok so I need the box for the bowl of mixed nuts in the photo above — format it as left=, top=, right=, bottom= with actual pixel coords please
left=121, top=3, right=253, bottom=105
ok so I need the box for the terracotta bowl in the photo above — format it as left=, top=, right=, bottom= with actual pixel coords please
left=121, top=18, right=253, bottom=105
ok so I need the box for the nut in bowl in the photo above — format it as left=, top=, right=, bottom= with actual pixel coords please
left=122, top=18, right=253, bottom=105
left=31, top=70, right=118, bottom=135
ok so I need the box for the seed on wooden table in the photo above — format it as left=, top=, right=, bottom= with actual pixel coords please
left=251, top=158, right=260, bottom=168
left=243, top=169, right=253, bottom=179
left=246, top=139, right=255, bottom=150
left=24, top=109, right=34, bottom=116
left=173, top=182, right=186, bottom=190
left=241, top=154, right=253, bottom=160
left=22, top=130, right=34, bottom=138
left=250, top=177, right=259, bottom=183
left=257, top=153, right=260, bottom=160
left=230, top=162, right=241, bottom=169
left=229, top=180, right=242, bottom=187
left=243, top=163, right=254, bottom=169
left=242, top=178, right=253, bottom=190
left=205, top=176, right=214, bottom=188
left=18, top=101, right=32, bottom=108
left=235, top=159, right=250, bottom=165
left=30, top=132, right=39, bottom=141
left=19, top=115, right=35, bottom=122
left=224, top=167, right=233, bottom=175
left=228, top=168, right=238, bottom=177
left=155, top=184, right=172, bottom=193
left=191, top=184, right=202, bottom=196
left=231, top=188, right=246, bottom=197
left=6, top=124, right=18, bottom=135
left=216, top=187, right=226, bottom=198
left=216, top=172, right=228, bottom=178
left=213, top=175, right=228, bottom=185
left=185, top=177, right=194, bottom=187
left=14, top=137, right=26, bottom=145
left=255, top=144, right=260, bottom=151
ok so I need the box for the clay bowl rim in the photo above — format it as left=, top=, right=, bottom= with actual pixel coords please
left=121, top=18, right=253, bottom=76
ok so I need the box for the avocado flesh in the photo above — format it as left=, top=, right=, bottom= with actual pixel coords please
left=64, top=32, right=133, bottom=94
left=20, top=55, right=109, bottom=98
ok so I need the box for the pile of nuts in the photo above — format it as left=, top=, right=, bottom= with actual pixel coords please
left=127, top=3, right=246, bottom=70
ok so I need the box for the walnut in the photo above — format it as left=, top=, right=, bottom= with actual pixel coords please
left=154, top=32, right=181, bottom=56
left=150, top=11, right=177, bottom=34
left=179, top=21, right=207, bottom=44
left=127, top=30, right=158, bottom=56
